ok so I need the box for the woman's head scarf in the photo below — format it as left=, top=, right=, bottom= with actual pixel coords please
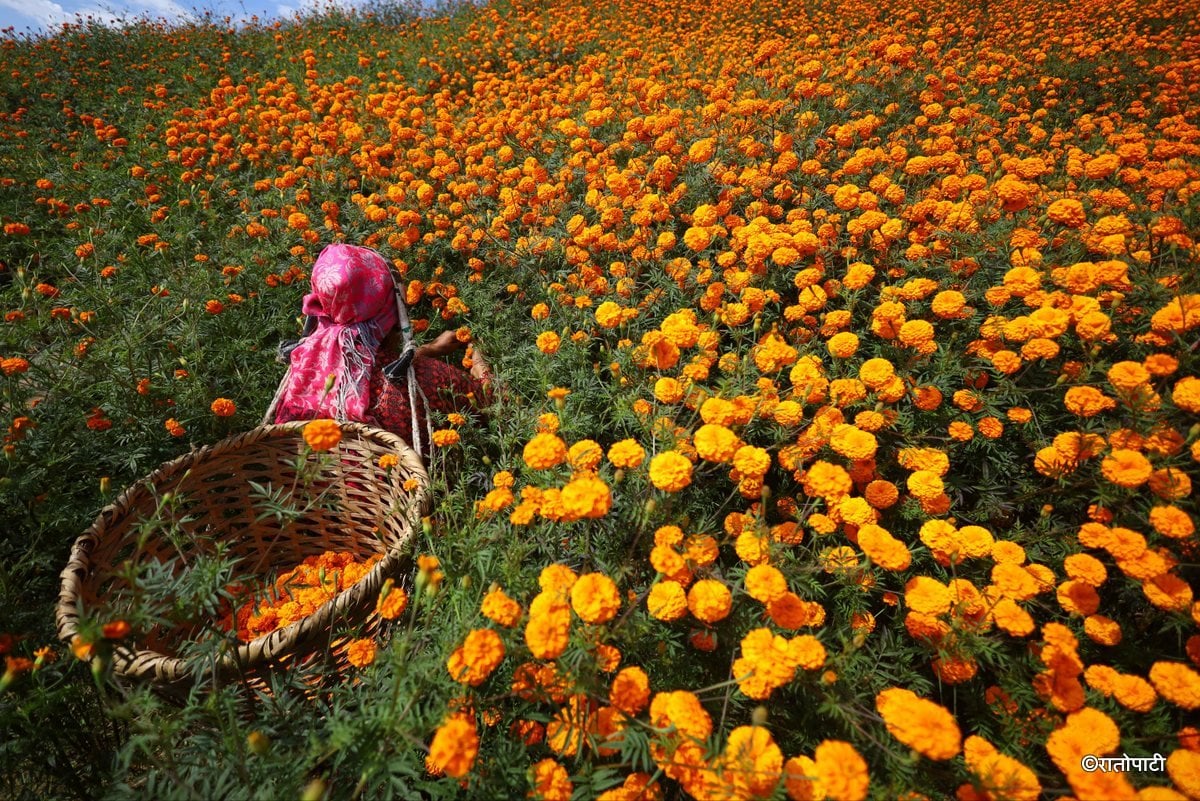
left=274, top=244, right=397, bottom=423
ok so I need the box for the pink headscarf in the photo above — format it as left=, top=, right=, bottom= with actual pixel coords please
left=274, top=244, right=398, bottom=424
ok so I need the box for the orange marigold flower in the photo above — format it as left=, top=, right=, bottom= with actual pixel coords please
left=561, top=472, right=612, bottom=520
left=536, top=331, right=561, bottom=355
left=525, top=606, right=570, bottom=661
left=813, top=740, right=869, bottom=801
left=570, top=573, right=621, bottom=624
left=447, top=628, right=505, bottom=686
left=524, top=432, right=568, bottom=470
left=481, top=587, right=522, bottom=627
left=732, top=444, right=771, bottom=478
left=876, top=687, right=962, bottom=760
left=962, top=735, right=1040, bottom=801
left=745, top=564, right=788, bottom=604
left=1, top=357, right=30, bottom=376
left=687, top=579, right=732, bottom=623
left=906, top=470, right=944, bottom=501
left=303, top=419, right=341, bottom=451
left=346, top=637, right=377, bottom=668
left=102, top=620, right=131, bottom=639
left=826, top=331, right=859, bottom=358
left=609, top=666, right=651, bottom=716
left=857, top=524, right=911, bottom=571
left=377, top=580, right=409, bottom=620
left=829, top=424, right=877, bottom=460
left=1099, top=448, right=1153, bottom=488
left=648, top=451, right=693, bottom=492
left=1149, top=662, right=1200, bottom=710
left=647, top=581, right=688, bottom=621
left=607, top=438, right=646, bottom=469
left=210, top=397, right=236, bottom=417
left=1063, top=386, right=1116, bottom=417
left=694, top=423, right=740, bottom=463
left=426, top=713, right=479, bottom=778
left=529, top=758, right=572, bottom=801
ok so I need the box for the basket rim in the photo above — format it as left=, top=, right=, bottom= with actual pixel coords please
left=56, top=420, right=430, bottom=684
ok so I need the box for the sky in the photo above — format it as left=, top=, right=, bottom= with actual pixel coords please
left=0, top=0, right=402, bottom=36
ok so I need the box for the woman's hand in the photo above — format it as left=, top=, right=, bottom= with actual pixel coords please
left=416, top=330, right=463, bottom=358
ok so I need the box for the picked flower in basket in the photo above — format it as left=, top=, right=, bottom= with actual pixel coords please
left=56, top=420, right=431, bottom=701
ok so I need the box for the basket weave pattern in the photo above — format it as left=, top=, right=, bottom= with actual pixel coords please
left=57, top=421, right=430, bottom=698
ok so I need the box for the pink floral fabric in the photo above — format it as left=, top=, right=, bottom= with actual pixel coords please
left=274, top=244, right=398, bottom=424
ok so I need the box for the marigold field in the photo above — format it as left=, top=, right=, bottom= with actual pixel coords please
left=2, top=0, right=1199, bottom=797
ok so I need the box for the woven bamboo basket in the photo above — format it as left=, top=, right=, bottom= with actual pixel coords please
left=56, top=421, right=431, bottom=701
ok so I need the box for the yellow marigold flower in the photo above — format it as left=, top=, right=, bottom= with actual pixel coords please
left=802, top=460, right=852, bottom=499
left=721, top=726, right=784, bottom=797
left=906, top=470, right=944, bottom=501
left=447, top=628, right=505, bottom=686
left=647, top=581, right=688, bottom=621
left=1149, top=662, right=1200, bottom=710
left=732, top=444, right=771, bottom=477
left=570, top=573, right=621, bottom=625
left=745, top=564, right=788, bottom=603
left=829, top=424, right=877, bottom=460
left=653, top=377, right=684, bottom=404
left=481, top=587, right=522, bottom=627
left=528, top=759, right=572, bottom=801
left=694, top=423, right=740, bottom=463
left=561, top=472, right=612, bottom=520
left=1167, top=750, right=1200, bottom=799
left=607, top=438, right=646, bottom=469
left=857, top=524, right=911, bottom=571
left=1064, top=386, right=1117, bottom=417
left=649, top=690, right=712, bottom=740
left=346, top=637, right=377, bottom=668
left=1173, top=376, right=1200, bottom=413
left=876, top=687, right=962, bottom=760
left=813, top=740, right=869, bottom=801
left=524, top=432, right=568, bottom=470
left=826, top=331, right=859, bottom=358
left=303, top=418, right=341, bottom=451
left=648, top=451, right=693, bottom=492
left=426, top=713, right=479, bottom=778
left=1100, top=448, right=1153, bottom=488
left=687, top=579, right=732, bottom=623
left=856, top=358, right=894, bottom=389
left=539, top=564, right=577, bottom=595
left=773, top=400, right=804, bottom=427
left=609, top=666, right=650, bottom=716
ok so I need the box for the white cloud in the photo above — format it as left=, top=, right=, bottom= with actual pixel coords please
left=0, top=0, right=196, bottom=31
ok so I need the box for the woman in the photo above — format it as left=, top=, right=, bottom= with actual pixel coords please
left=272, top=243, right=491, bottom=458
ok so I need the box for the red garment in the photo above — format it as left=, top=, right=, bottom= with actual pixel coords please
left=276, top=350, right=488, bottom=457
left=369, top=352, right=489, bottom=456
